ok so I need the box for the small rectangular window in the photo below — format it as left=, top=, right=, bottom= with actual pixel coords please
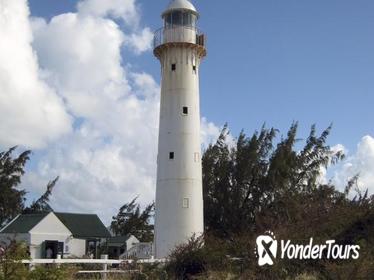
left=183, top=198, right=189, bottom=208
left=194, top=152, right=200, bottom=162
left=193, top=65, right=196, bottom=72
left=172, top=11, right=182, bottom=26
left=169, top=152, right=174, bottom=160
left=171, top=64, right=176, bottom=71
left=183, top=12, right=191, bottom=27
left=182, top=106, right=188, bottom=115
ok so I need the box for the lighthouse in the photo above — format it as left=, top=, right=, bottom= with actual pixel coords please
left=153, top=0, right=206, bottom=258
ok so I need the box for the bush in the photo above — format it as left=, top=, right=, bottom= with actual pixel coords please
left=28, top=265, right=76, bottom=280
left=166, top=235, right=206, bottom=279
left=0, top=240, right=29, bottom=280
left=141, top=263, right=168, bottom=280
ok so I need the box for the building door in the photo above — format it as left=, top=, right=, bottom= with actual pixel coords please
left=86, top=239, right=98, bottom=258
left=44, top=240, right=64, bottom=259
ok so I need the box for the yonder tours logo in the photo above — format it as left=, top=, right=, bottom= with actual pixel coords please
left=255, top=231, right=360, bottom=266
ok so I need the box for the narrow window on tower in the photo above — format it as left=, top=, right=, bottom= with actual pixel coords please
left=183, top=198, right=189, bottom=208
left=169, top=152, right=174, bottom=160
left=182, top=106, right=188, bottom=115
left=194, top=152, right=200, bottom=162
left=171, top=63, right=176, bottom=71
left=193, top=65, right=197, bottom=73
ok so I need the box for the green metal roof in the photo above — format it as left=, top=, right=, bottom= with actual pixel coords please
left=0, top=213, right=48, bottom=234
left=0, top=212, right=111, bottom=239
left=54, top=213, right=111, bottom=239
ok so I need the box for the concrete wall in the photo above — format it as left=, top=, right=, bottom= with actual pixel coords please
left=126, top=235, right=139, bottom=251
left=29, top=235, right=87, bottom=259
left=29, top=213, right=87, bottom=258
left=29, top=213, right=71, bottom=258
left=0, top=213, right=107, bottom=259
left=66, top=238, right=86, bottom=257
left=155, top=41, right=205, bottom=258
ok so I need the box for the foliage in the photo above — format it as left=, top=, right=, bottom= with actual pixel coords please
left=0, top=147, right=30, bottom=227
left=111, top=197, right=155, bottom=242
left=0, top=240, right=29, bottom=280
left=167, top=123, right=374, bottom=279
left=28, top=265, right=76, bottom=280
left=202, top=123, right=346, bottom=237
left=23, top=176, right=59, bottom=214
left=141, top=263, right=168, bottom=280
left=0, top=147, right=59, bottom=227
left=165, top=235, right=206, bottom=279
left=2, top=124, right=373, bottom=279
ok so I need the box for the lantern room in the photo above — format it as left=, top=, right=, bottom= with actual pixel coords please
left=162, top=0, right=199, bottom=29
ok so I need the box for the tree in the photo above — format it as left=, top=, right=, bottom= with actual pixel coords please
left=111, top=197, right=154, bottom=242
left=200, top=122, right=374, bottom=278
left=0, top=147, right=58, bottom=227
left=0, top=147, right=30, bottom=227
left=22, top=177, right=59, bottom=214
left=202, top=123, right=347, bottom=236
left=0, top=240, right=29, bottom=280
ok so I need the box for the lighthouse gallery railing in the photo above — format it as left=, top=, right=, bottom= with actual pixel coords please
left=153, top=27, right=206, bottom=49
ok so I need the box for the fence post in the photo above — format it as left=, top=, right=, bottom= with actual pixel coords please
left=56, top=254, right=61, bottom=268
left=29, top=259, right=35, bottom=271
left=101, top=254, right=108, bottom=280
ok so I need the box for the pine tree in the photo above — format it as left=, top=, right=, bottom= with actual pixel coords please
left=23, top=177, right=59, bottom=214
left=0, top=147, right=30, bottom=227
left=111, top=197, right=154, bottom=242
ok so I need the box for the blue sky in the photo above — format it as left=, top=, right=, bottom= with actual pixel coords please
left=1, top=0, right=372, bottom=222
left=29, top=0, right=374, bottom=150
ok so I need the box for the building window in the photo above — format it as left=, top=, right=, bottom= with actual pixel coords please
left=194, top=152, right=200, bottom=162
left=172, top=11, right=182, bottom=26
left=183, top=198, right=189, bottom=208
left=171, top=64, right=176, bottom=71
left=193, top=65, right=196, bottom=72
left=182, top=106, right=188, bottom=115
left=169, top=152, right=174, bottom=160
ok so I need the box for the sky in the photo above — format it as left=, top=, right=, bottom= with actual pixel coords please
left=1, top=0, right=373, bottom=225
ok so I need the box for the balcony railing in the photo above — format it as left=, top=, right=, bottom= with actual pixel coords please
left=153, top=26, right=206, bottom=49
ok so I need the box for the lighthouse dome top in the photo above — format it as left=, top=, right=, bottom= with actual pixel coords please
left=162, top=0, right=199, bottom=18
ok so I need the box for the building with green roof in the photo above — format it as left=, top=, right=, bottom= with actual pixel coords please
left=0, top=212, right=110, bottom=259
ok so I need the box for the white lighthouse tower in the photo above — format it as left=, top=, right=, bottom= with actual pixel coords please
left=153, top=0, right=206, bottom=258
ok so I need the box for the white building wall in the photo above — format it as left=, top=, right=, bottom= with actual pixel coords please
left=30, top=213, right=71, bottom=236
left=66, top=238, right=86, bottom=257
left=29, top=213, right=70, bottom=259
left=155, top=42, right=205, bottom=258
left=28, top=212, right=88, bottom=258
left=126, top=235, right=139, bottom=251
left=0, top=213, right=101, bottom=259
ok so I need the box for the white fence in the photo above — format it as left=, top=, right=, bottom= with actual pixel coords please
left=21, top=255, right=167, bottom=279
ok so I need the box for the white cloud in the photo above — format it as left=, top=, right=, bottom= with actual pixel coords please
left=77, top=0, right=139, bottom=26
left=331, top=143, right=346, bottom=155
left=31, top=13, right=130, bottom=119
left=332, top=136, right=374, bottom=196
left=317, top=143, right=346, bottom=185
left=4, top=0, right=370, bottom=227
left=124, top=27, right=154, bottom=54
left=200, top=117, right=221, bottom=149
left=9, top=0, right=221, bottom=224
left=25, top=9, right=161, bottom=219
left=0, top=0, right=71, bottom=149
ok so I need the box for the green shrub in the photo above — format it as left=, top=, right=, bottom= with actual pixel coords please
left=0, top=240, right=29, bottom=280
left=131, top=272, right=148, bottom=280
left=28, top=265, right=76, bottom=280
left=166, top=235, right=207, bottom=279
